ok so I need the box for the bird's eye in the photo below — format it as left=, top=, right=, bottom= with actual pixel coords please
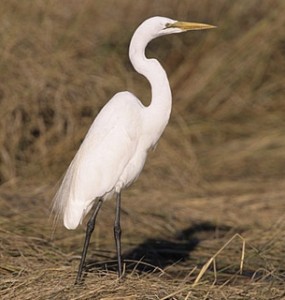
left=164, top=23, right=172, bottom=30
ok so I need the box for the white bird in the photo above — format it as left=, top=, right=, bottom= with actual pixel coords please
left=53, top=16, right=214, bottom=283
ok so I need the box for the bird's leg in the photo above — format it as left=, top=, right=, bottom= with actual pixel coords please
left=114, top=192, right=123, bottom=278
left=75, top=198, right=103, bottom=285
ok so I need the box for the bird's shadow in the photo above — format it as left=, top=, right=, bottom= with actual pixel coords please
left=85, top=221, right=232, bottom=275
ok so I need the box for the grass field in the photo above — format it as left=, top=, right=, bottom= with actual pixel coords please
left=1, top=1, right=285, bottom=299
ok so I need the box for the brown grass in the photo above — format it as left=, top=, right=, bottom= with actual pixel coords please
left=1, top=0, right=285, bottom=299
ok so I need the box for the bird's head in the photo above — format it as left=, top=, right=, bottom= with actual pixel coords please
left=139, top=16, right=216, bottom=39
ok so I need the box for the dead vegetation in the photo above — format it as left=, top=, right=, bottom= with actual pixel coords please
left=0, top=1, right=285, bottom=299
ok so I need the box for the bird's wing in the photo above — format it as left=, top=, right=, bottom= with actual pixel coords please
left=53, top=92, right=144, bottom=229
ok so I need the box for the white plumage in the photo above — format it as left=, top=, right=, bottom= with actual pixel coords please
left=54, top=92, right=149, bottom=229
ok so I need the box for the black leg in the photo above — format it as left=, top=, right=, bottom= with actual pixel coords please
left=75, top=198, right=103, bottom=285
left=114, top=192, right=123, bottom=278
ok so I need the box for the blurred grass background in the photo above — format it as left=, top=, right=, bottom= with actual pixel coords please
left=1, top=0, right=284, bottom=187
left=1, top=1, right=285, bottom=299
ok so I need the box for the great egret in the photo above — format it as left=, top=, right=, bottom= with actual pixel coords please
left=53, top=16, right=214, bottom=283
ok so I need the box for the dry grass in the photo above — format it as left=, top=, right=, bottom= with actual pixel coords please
left=1, top=0, right=285, bottom=299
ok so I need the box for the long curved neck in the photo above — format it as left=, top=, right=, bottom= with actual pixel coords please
left=129, top=28, right=172, bottom=143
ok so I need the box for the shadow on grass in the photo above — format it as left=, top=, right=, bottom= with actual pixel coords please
left=85, top=222, right=231, bottom=275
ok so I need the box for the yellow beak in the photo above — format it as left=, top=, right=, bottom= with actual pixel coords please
left=166, top=21, right=216, bottom=31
